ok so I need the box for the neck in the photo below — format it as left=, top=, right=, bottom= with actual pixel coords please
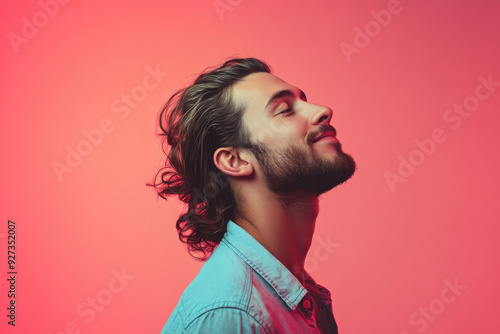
left=234, top=189, right=319, bottom=286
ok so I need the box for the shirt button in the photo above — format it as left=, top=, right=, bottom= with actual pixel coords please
left=303, top=298, right=312, bottom=309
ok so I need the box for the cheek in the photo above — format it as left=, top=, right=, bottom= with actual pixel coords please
left=254, top=127, right=276, bottom=145
left=242, top=113, right=265, bottom=143
left=249, top=118, right=287, bottom=145
left=247, top=113, right=307, bottom=147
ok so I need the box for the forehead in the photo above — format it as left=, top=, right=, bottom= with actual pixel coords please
left=231, top=72, right=297, bottom=112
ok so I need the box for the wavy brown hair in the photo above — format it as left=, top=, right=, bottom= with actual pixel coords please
left=147, top=58, right=271, bottom=260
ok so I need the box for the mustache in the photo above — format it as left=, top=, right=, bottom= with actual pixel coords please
left=307, top=124, right=337, bottom=144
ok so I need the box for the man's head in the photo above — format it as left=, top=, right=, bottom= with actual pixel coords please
left=215, top=72, right=356, bottom=200
left=149, top=58, right=355, bottom=260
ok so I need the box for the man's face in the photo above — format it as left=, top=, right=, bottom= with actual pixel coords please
left=232, top=72, right=356, bottom=196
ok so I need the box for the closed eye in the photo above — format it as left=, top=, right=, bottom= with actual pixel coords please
left=278, top=108, right=293, bottom=114
left=277, top=101, right=295, bottom=115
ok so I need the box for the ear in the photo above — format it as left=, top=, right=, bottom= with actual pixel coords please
left=213, top=147, right=254, bottom=177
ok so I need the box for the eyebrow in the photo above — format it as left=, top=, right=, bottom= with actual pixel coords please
left=265, top=89, right=307, bottom=111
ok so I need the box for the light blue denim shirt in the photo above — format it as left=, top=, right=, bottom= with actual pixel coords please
left=161, top=220, right=339, bottom=334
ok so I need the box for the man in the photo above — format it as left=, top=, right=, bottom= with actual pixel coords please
left=149, top=57, right=356, bottom=333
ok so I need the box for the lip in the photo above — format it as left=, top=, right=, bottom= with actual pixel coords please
left=313, top=130, right=337, bottom=143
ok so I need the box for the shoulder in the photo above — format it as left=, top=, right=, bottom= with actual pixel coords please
left=164, top=241, right=258, bottom=330
left=163, top=307, right=270, bottom=334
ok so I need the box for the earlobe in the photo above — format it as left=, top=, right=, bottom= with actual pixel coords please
left=214, top=147, right=253, bottom=177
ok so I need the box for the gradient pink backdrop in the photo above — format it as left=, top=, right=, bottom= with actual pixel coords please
left=1, top=0, right=499, bottom=333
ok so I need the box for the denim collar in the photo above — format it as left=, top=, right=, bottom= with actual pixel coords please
left=220, top=220, right=309, bottom=311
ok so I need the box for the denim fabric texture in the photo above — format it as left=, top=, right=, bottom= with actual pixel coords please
left=161, top=220, right=339, bottom=334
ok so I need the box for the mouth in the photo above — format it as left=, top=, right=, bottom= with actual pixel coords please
left=312, top=130, right=338, bottom=143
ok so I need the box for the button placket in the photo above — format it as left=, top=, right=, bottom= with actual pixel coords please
left=300, top=294, right=314, bottom=318
left=303, top=298, right=312, bottom=309
left=299, top=294, right=321, bottom=333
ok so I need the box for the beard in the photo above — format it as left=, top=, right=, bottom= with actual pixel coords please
left=246, top=139, right=356, bottom=197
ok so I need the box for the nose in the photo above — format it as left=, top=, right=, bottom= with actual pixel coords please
left=310, top=104, right=333, bottom=125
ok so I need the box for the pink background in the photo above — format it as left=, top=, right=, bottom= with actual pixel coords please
left=1, top=0, right=499, bottom=333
